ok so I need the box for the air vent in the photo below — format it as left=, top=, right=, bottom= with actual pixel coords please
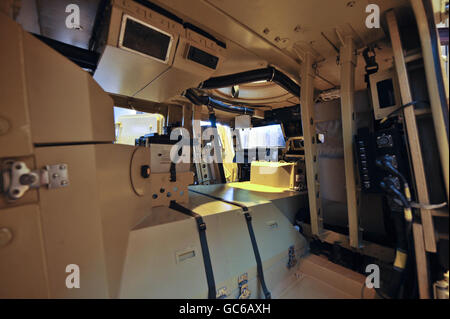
left=187, top=45, right=219, bottom=70
left=119, top=15, right=173, bottom=63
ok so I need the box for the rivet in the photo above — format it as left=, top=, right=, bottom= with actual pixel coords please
left=0, top=117, right=10, bottom=136
left=0, top=228, right=13, bottom=247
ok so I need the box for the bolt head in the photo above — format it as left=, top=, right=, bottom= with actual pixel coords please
left=19, top=173, right=36, bottom=185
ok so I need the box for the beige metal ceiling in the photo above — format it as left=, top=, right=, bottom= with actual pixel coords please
left=152, top=0, right=409, bottom=94
left=206, top=0, right=406, bottom=58
left=15, top=0, right=412, bottom=108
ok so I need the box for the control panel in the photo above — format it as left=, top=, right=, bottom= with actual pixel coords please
left=355, top=125, right=409, bottom=194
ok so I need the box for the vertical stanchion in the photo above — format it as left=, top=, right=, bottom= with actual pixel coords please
left=413, top=223, right=431, bottom=298
left=410, top=0, right=449, bottom=201
left=300, top=51, right=323, bottom=237
left=340, top=35, right=361, bottom=248
left=387, top=9, right=433, bottom=298
left=387, top=10, right=436, bottom=253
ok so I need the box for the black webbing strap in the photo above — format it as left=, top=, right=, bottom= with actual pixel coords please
left=170, top=162, right=176, bottom=182
left=169, top=200, right=216, bottom=299
left=189, top=189, right=272, bottom=299
left=243, top=211, right=272, bottom=299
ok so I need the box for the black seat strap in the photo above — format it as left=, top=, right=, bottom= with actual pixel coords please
left=170, top=162, right=177, bottom=182
left=169, top=200, right=216, bottom=299
left=243, top=211, right=272, bottom=299
left=189, top=189, right=272, bottom=299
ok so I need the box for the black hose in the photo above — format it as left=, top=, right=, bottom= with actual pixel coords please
left=380, top=177, right=414, bottom=299
left=207, top=94, right=268, bottom=108
left=386, top=212, right=408, bottom=298
left=184, top=89, right=204, bottom=106
left=184, top=89, right=254, bottom=115
left=272, top=68, right=301, bottom=97
left=199, top=67, right=300, bottom=98
left=200, top=68, right=274, bottom=89
left=186, top=67, right=300, bottom=114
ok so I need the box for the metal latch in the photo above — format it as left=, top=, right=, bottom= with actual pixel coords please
left=1, top=161, right=70, bottom=200
left=287, top=245, right=297, bottom=269
left=237, top=273, right=251, bottom=299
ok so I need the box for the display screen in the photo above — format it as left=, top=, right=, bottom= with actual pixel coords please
left=121, top=16, right=171, bottom=62
left=376, top=78, right=396, bottom=108
left=237, top=124, right=286, bottom=149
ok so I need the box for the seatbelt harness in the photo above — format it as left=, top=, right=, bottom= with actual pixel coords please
left=189, top=189, right=272, bottom=299
left=169, top=200, right=216, bottom=299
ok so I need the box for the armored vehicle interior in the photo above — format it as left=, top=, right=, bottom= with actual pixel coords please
left=0, top=0, right=449, bottom=299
